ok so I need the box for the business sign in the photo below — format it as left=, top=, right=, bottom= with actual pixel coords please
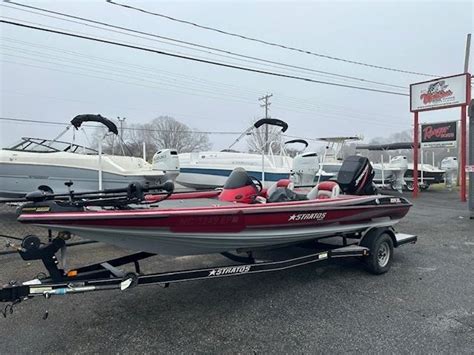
left=421, top=121, right=457, bottom=148
left=410, top=73, right=469, bottom=112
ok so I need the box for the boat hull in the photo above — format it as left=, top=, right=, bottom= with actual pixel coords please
left=0, top=162, right=166, bottom=198
left=18, top=195, right=412, bottom=255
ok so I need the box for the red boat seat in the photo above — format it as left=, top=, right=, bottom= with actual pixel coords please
left=266, top=179, right=294, bottom=198
left=307, top=181, right=340, bottom=200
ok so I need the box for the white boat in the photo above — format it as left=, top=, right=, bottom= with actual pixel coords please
left=176, top=118, right=292, bottom=189
left=404, top=162, right=445, bottom=190
left=372, top=156, right=445, bottom=191
left=0, top=114, right=179, bottom=198
left=372, top=156, right=408, bottom=191
left=177, top=150, right=292, bottom=189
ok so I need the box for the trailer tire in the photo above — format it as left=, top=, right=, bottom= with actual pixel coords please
left=360, top=230, right=394, bottom=275
left=405, top=182, right=414, bottom=191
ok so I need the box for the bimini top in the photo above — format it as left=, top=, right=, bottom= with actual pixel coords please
left=356, top=142, right=420, bottom=151
left=70, top=114, right=118, bottom=135
left=4, top=137, right=98, bottom=154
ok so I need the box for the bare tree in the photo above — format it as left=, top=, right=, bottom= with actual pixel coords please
left=91, top=116, right=211, bottom=159
left=130, top=116, right=211, bottom=154
left=247, top=123, right=283, bottom=154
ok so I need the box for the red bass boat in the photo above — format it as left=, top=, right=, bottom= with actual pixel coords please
left=16, top=156, right=412, bottom=256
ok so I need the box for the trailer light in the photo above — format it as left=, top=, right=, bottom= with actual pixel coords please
left=67, top=270, right=78, bottom=277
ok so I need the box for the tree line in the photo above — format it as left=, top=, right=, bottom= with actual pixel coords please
left=92, top=116, right=211, bottom=160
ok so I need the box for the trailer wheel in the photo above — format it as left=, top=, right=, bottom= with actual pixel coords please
left=405, top=182, right=414, bottom=191
left=360, top=230, right=394, bottom=274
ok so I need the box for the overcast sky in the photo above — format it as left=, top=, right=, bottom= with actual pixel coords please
left=1, top=0, right=472, bottom=152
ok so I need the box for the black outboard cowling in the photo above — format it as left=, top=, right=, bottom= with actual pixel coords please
left=337, top=156, right=377, bottom=195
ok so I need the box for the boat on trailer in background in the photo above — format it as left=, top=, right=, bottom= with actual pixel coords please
left=0, top=114, right=179, bottom=198
left=356, top=142, right=446, bottom=191
left=0, top=154, right=416, bottom=312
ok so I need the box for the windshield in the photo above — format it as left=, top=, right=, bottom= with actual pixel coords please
left=223, top=168, right=254, bottom=189
left=5, top=138, right=98, bottom=154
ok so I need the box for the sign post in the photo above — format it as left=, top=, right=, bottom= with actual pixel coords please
left=413, top=112, right=419, bottom=197
left=469, top=99, right=474, bottom=218
left=410, top=73, right=471, bottom=200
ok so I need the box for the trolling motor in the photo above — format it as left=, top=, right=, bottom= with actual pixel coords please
left=18, top=180, right=175, bottom=209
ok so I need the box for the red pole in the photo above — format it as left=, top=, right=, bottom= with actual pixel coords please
left=461, top=105, right=467, bottom=202
left=413, top=112, right=419, bottom=198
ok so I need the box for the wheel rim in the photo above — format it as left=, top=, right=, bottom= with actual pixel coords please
left=377, top=241, right=390, bottom=267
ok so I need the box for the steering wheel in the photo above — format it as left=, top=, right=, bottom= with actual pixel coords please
left=249, top=176, right=263, bottom=192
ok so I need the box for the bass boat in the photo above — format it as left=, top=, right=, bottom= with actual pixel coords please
left=16, top=156, right=412, bottom=256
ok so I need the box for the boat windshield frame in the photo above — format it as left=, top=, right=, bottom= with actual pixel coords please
left=4, top=137, right=98, bottom=154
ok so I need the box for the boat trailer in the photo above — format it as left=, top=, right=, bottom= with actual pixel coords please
left=0, top=230, right=417, bottom=316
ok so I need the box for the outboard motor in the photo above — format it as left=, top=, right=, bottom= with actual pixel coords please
left=389, top=155, right=408, bottom=192
left=337, top=155, right=376, bottom=195
left=152, top=149, right=180, bottom=180
left=291, top=152, right=319, bottom=186
left=441, top=157, right=458, bottom=190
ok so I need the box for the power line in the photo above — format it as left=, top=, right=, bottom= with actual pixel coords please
left=1, top=43, right=408, bottom=128
left=0, top=117, right=378, bottom=145
left=1, top=2, right=408, bottom=89
left=0, top=20, right=409, bottom=97
left=2, top=36, right=407, bottom=121
left=0, top=54, right=409, bottom=128
left=0, top=37, right=408, bottom=122
left=0, top=117, right=242, bottom=135
left=0, top=49, right=410, bottom=128
left=106, top=0, right=438, bottom=77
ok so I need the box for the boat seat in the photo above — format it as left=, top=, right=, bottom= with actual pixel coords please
left=266, top=179, right=294, bottom=198
left=266, top=179, right=309, bottom=203
left=307, top=181, right=340, bottom=200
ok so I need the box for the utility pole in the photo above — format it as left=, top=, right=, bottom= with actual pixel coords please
left=464, top=33, right=471, bottom=73
left=258, top=94, right=273, bottom=153
left=117, top=116, right=126, bottom=141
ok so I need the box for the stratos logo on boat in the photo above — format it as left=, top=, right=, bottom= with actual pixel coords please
left=288, top=212, right=327, bottom=222
left=208, top=265, right=251, bottom=276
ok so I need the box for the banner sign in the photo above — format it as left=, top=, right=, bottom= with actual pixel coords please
left=410, top=73, right=469, bottom=112
left=421, top=121, right=457, bottom=148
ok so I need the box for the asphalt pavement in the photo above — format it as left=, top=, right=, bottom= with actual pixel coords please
left=0, top=189, right=473, bottom=354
